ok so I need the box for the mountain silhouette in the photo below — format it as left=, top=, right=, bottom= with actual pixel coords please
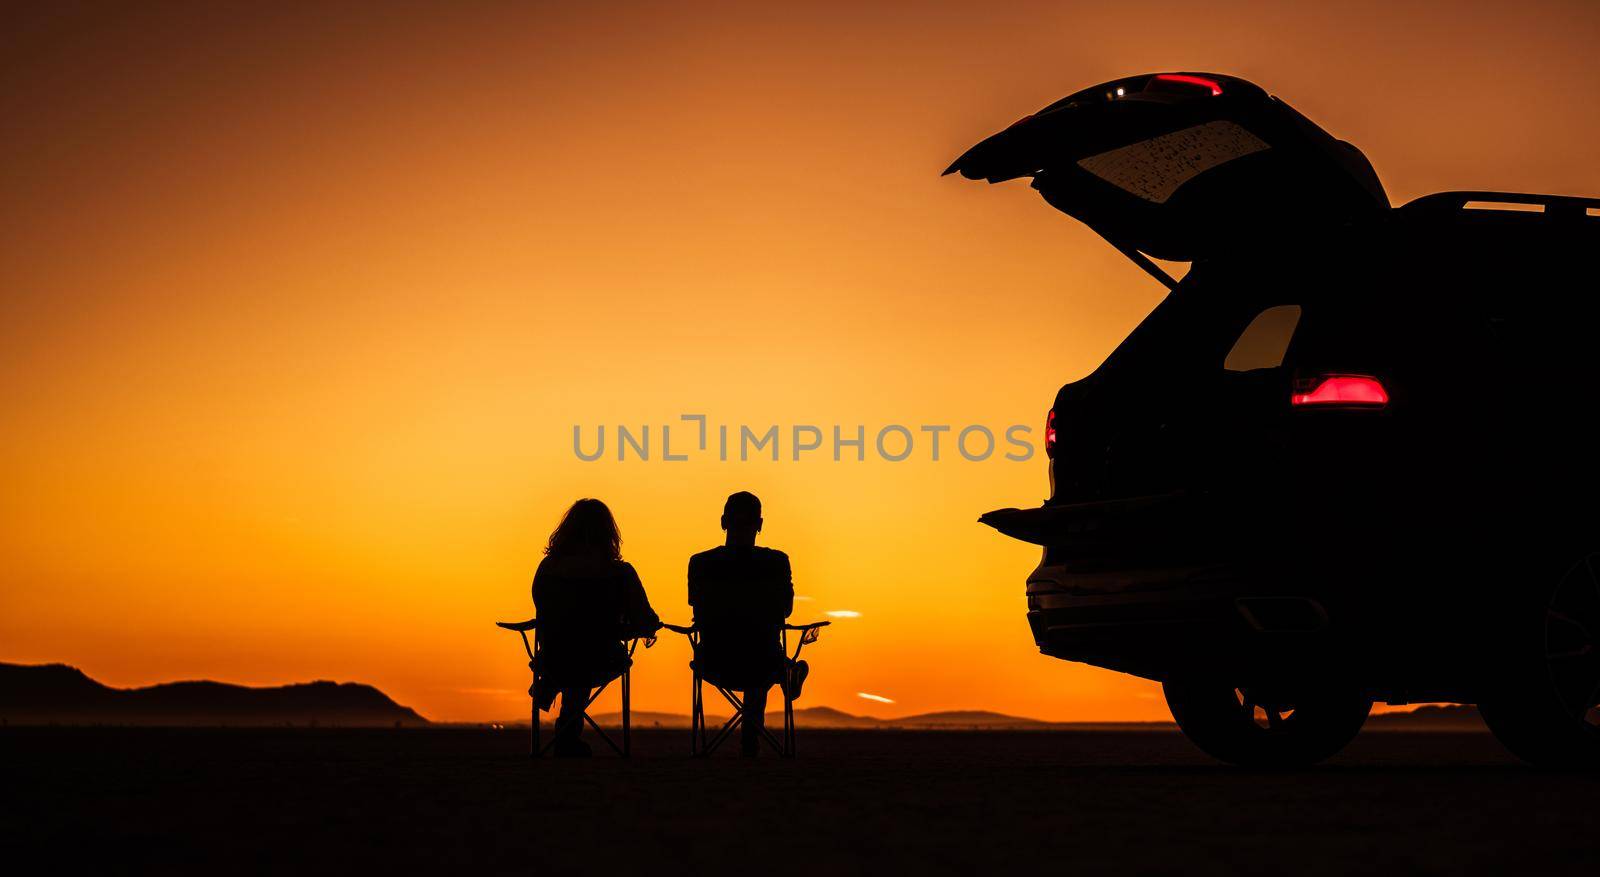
left=0, top=662, right=428, bottom=727
left=875, top=710, right=1063, bottom=729
left=580, top=706, right=1083, bottom=730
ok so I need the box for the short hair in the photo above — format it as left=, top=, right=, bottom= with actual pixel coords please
left=723, top=491, right=761, bottom=520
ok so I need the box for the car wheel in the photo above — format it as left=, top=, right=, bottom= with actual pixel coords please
left=1163, top=677, right=1371, bottom=767
left=1480, top=552, right=1600, bottom=767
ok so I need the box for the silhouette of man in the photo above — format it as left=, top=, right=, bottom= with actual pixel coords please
left=688, top=491, right=806, bottom=756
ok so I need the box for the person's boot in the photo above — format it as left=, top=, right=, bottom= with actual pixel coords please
left=552, top=714, right=591, bottom=758
left=784, top=660, right=810, bottom=701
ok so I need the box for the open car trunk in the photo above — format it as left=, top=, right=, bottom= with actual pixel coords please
left=945, top=72, right=1388, bottom=283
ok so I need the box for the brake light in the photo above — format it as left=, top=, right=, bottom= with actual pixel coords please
left=1151, top=73, right=1224, bottom=96
left=1045, top=409, right=1057, bottom=453
left=1291, top=375, right=1389, bottom=408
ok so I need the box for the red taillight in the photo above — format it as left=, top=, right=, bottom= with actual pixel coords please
left=1045, top=409, right=1057, bottom=453
left=1151, top=73, right=1224, bottom=96
left=1291, top=375, right=1389, bottom=408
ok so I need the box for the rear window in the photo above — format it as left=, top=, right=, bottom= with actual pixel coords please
left=1224, top=304, right=1302, bottom=371
left=1095, top=263, right=1303, bottom=383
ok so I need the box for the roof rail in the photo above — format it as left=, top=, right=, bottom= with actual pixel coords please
left=1400, top=190, right=1600, bottom=220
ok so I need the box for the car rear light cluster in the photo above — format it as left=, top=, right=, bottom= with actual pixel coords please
left=1150, top=73, right=1224, bottom=96
left=1291, top=375, right=1389, bottom=408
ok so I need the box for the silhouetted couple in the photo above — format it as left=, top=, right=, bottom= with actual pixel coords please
left=532, top=491, right=806, bottom=757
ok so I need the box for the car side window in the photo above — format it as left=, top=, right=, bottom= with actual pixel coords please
left=1223, top=304, right=1302, bottom=372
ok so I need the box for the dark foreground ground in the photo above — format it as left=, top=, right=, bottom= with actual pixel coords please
left=4, top=727, right=1599, bottom=874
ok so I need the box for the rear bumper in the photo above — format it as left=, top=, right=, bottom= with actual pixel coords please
left=990, top=489, right=1367, bottom=679
left=995, top=481, right=1532, bottom=690
left=1025, top=565, right=1336, bottom=681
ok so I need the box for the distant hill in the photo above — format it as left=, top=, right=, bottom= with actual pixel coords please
left=0, top=662, right=428, bottom=727
left=879, top=710, right=1061, bottom=730
left=591, top=706, right=888, bottom=730
left=1366, top=704, right=1484, bottom=730
left=574, top=705, right=1081, bottom=730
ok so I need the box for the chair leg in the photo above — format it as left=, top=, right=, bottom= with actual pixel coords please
left=621, top=669, right=631, bottom=758
left=784, top=689, right=795, bottom=757
left=691, top=675, right=703, bottom=756
left=777, top=688, right=790, bottom=758
left=705, top=707, right=744, bottom=754
left=582, top=711, right=624, bottom=755
left=703, top=686, right=757, bottom=756
left=530, top=672, right=540, bottom=759
left=529, top=636, right=542, bottom=760
left=781, top=630, right=796, bottom=757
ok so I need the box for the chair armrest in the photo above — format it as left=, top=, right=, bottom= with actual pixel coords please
left=495, top=619, right=538, bottom=632
left=619, top=620, right=662, bottom=638
left=660, top=622, right=697, bottom=635
left=621, top=620, right=662, bottom=648
left=783, top=621, right=831, bottom=631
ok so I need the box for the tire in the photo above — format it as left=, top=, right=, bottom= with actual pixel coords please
left=1480, top=551, right=1600, bottom=767
left=1164, top=677, right=1371, bottom=767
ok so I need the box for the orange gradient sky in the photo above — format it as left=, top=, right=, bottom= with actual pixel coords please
left=4, top=1, right=1598, bottom=722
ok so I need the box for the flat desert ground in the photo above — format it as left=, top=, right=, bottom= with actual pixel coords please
left=5, top=727, right=1599, bottom=873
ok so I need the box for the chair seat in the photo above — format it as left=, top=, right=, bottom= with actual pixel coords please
left=692, top=658, right=782, bottom=691
left=539, top=653, right=631, bottom=686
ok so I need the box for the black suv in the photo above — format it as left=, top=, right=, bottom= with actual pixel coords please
left=949, top=72, right=1600, bottom=766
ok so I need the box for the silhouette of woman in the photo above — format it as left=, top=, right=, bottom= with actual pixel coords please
left=533, top=499, right=660, bottom=757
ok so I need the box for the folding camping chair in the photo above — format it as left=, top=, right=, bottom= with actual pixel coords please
left=661, top=620, right=829, bottom=757
left=495, top=618, right=655, bottom=758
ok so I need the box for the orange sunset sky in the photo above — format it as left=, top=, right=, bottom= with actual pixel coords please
left=4, top=1, right=1598, bottom=723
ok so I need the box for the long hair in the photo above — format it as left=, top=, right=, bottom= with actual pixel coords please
left=544, top=498, right=622, bottom=560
